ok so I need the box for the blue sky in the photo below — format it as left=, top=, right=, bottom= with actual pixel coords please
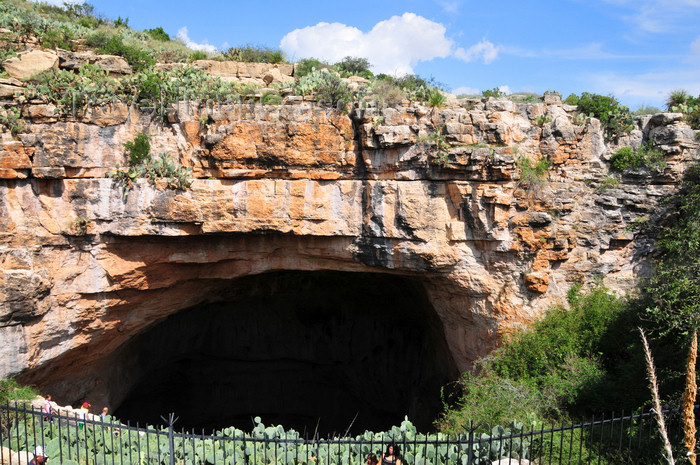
left=59, top=0, right=700, bottom=109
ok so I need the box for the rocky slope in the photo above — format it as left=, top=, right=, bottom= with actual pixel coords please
left=1, top=51, right=699, bottom=415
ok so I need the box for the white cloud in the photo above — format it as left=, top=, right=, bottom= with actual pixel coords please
left=452, top=86, right=481, bottom=96
left=454, top=39, right=500, bottom=64
left=177, top=27, right=217, bottom=54
left=280, top=13, right=454, bottom=75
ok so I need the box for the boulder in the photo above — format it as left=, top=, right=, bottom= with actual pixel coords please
left=262, top=67, right=294, bottom=86
left=57, top=50, right=132, bottom=75
left=2, top=50, right=59, bottom=80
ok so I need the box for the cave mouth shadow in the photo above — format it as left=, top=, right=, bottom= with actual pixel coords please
left=112, top=270, right=459, bottom=436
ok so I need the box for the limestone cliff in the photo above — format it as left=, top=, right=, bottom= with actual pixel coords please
left=1, top=69, right=698, bottom=417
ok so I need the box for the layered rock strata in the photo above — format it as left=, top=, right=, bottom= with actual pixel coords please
left=1, top=89, right=698, bottom=410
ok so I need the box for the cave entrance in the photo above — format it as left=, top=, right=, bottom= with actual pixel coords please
left=112, top=271, right=458, bottom=436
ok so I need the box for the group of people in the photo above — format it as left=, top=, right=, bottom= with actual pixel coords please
left=367, top=444, right=402, bottom=465
left=34, top=395, right=113, bottom=462
left=42, top=395, right=109, bottom=423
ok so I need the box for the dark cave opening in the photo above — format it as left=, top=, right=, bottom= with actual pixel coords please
left=112, top=271, right=459, bottom=436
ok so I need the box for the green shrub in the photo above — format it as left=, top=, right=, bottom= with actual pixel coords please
left=482, top=87, right=505, bottom=98
left=86, top=31, right=155, bottom=72
left=609, top=142, right=665, bottom=172
left=334, top=56, right=372, bottom=78
left=146, top=26, right=169, bottom=42
left=437, top=373, right=546, bottom=434
left=294, top=58, right=328, bottom=78
left=571, top=92, right=634, bottom=140
left=645, top=169, right=700, bottom=337
left=40, top=25, right=75, bottom=49
left=564, top=93, right=579, bottom=105
left=124, top=132, right=150, bottom=166
left=0, top=378, right=37, bottom=405
left=438, top=284, right=635, bottom=432
left=222, top=45, right=286, bottom=63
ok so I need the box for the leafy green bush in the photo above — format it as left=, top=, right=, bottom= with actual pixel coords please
left=294, top=58, right=328, bottom=77
left=564, top=93, right=579, bottom=105
left=482, top=87, right=505, bottom=98
left=570, top=92, right=634, bottom=140
left=645, top=168, right=700, bottom=337
left=334, top=56, right=373, bottom=78
left=437, top=373, right=546, bottom=433
left=222, top=45, right=286, bottom=63
left=0, top=378, right=36, bottom=405
left=438, top=283, right=641, bottom=438
left=124, top=132, right=150, bottom=166
left=609, top=142, right=665, bottom=172
left=146, top=26, right=169, bottom=42
left=40, top=25, right=75, bottom=49
left=85, top=30, right=154, bottom=72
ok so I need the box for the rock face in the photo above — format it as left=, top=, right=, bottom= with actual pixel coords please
left=0, top=92, right=698, bottom=429
left=2, top=49, right=59, bottom=80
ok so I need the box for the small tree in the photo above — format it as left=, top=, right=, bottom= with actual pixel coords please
left=334, top=56, right=372, bottom=77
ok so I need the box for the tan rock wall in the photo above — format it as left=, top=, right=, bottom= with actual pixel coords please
left=1, top=96, right=698, bottom=403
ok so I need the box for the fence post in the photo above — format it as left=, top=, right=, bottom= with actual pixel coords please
left=166, top=413, right=178, bottom=465
left=467, top=420, right=474, bottom=465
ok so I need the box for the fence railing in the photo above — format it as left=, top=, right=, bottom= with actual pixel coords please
left=0, top=402, right=690, bottom=464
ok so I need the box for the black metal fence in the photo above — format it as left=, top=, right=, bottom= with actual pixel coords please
left=0, top=403, right=690, bottom=464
